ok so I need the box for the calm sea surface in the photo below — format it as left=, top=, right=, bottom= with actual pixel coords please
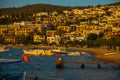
left=0, top=48, right=120, bottom=80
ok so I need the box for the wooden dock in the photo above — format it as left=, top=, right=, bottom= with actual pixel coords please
left=55, top=57, right=113, bottom=69
left=60, top=61, right=110, bottom=69
left=63, top=61, right=107, bottom=64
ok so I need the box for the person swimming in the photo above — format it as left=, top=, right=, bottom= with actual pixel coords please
left=55, top=56, right=64, bottom=69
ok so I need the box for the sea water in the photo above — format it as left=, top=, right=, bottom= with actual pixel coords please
left=0, top=48, right=120, bottom=80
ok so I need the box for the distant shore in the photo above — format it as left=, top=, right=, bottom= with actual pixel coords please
left=67, top=47, right=120, bottom=66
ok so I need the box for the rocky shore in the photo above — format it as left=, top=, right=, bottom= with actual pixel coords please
left=67, top=47, right=120, bottom=66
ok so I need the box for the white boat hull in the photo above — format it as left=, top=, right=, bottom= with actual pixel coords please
left=68, top=52, right=81, bottom=56
left=23, top=49, right=53, bottom=56
left=51, top=47, right=67, bottom=54
left=0, top=49, right=9, bottom=52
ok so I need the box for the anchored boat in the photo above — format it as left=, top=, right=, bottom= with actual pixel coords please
left=23, top=49, right=54, bottom=56
left=67, top=52, right=82, bottom=56
left=0, top=46, right=9, bottom=52
left=51, top=47, right=67, bottom=54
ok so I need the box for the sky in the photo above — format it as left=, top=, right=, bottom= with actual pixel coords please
left=0, top=0, right=119, bottom=8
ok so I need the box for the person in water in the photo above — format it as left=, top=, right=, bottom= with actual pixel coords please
left=56, top=56, right=64, bottom=69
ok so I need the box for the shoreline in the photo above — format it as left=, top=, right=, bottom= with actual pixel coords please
left=67, top=47, right=120, bottom=66
left=5, top=45, right=120, bottom=66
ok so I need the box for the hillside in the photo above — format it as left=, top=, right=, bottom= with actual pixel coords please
left=105, top=2, right=120, bottom=6
left=0, top=2, right=120, bottom=16
left=0, top=4, right=90, bottom=16
left=0, top=4, right=73, bottom=16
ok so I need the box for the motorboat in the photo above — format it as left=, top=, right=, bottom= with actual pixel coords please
left=0, top=58, right=22, bottom=64
left=23, top=49, right=54, bottom=56
left=0, top=46, right=9, bottom=52
left=67, top=52, right=82, bottom=56
left=51, top=47, right=67, bottom=54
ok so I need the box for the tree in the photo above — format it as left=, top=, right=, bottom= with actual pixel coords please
left=96, top=4, right=101, bottom=8
left=106, top=11, right=112, bottom=16
left=0, top=36, right=4, bottom=44
left=79, top=40, right=87, bottom=47
left=87, top=33, right=98, bottom=41
left=59, top=40, right=65, bottom=46
left=26, top=32, right=34, bottom=44
left=72, top=40, right=80, bottom=46
left=15, top=35, right=26, bottom=44
left=65, top=21, right=72, bottom=26
left=87, top=33, right=98, bottom=47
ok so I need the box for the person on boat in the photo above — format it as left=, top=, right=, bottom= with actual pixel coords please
left=56, top=56, right=64, bottom=69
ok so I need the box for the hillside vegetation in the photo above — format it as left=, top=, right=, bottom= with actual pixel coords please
left=0, top=2, right=119, bottom=16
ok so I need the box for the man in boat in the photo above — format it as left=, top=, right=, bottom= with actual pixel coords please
left=55, top=56, right=64, bottom=69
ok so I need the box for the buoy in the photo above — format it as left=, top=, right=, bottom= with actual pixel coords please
left=81, top=63, right=85, bottom=69
left=97, top=64, right=101, bottom=69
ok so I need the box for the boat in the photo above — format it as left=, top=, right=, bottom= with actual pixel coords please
left=67, top=52, right=82, bottom=56
left=0, top=54, right=30, bottom=64
left=23, top=49, right=54, bottom=56
left=0, top=58, right=22, bottom=64
left=104, top=52, right=118, bottom=56
left=0, top=55, right=30, bottom=80
left=0, top=46, right=9, bottom=52
left=80, top=51, right=88, bottom=55
left=51, top=47, right=67, bottom=54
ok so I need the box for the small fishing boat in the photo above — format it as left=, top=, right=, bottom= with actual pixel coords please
left=0, top=46, right=9, bottom=52
left=23, top=49, right=54, bottom=56
left=67, top=52, right=82, bottom=56
left=0, top=54, right=30, bottom=64
left=51, top=47, right=67, bottom=54
left=0, top=58, right=21, bottom=64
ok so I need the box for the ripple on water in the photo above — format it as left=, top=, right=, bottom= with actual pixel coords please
left=0, top=48, right=120, bottom=80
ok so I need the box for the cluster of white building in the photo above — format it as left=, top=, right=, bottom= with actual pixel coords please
left=0, top=5, right=120, bottom=44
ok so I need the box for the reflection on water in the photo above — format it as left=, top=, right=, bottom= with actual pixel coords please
left=0, top=48, right=120, bottom=80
